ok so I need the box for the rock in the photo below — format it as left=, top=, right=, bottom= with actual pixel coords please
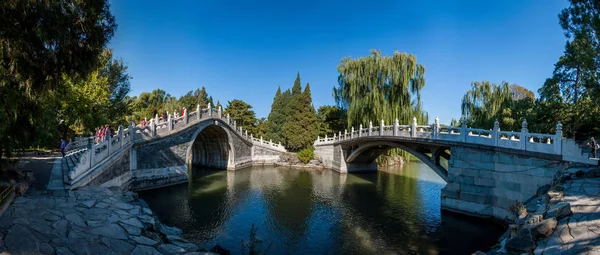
left=30, top=223, right=56, bottom=238
left=157, top=244, right=186, bottom=254
left=80, top=199, right=96, bottom=209
left=536, top=185, right=551, bottom=197
left=86, top=220, right=104, bottom=227
left=575, top=170, right=585, bottom=178
left=101, top=237, right=135, bottom=253
left=131, top=236, right=159, bottom=246
left=138, top=215, right=156, bottom=226
left=142, top=207, right=153, bottom=215
left=471, top=251, right=486, bottom=255
left=121, top=217, right=145, bottom=228
left=547, top=191, right=563, bottom=199
left=95, top=202, right=110, bottom=208
left=108, top=214, right=120, bottom=223
left=505, top=229, right=536, bottom=252
left=119, top=222, right=142, bottom=236
left=172, top=240, right=199, bottom=251
left=40, top=242, right=54, bottom=254
left=115, top=202, right=134, bottom=210
left=43, top=212, right=62, bottom=221
left=129, top=208, right=142, bottom=215
left=69, top=243, right=93, bottom=255
left=545, top=202, right=572, bottom=219
left=14, top=217, right=29, bottom=225
left=159, top=224, right=183, bottom=236
left=90, top=224, right=129, bottom=240
left=5, top=224, right=39, bottom=253
left=52, top=219, right=69, bottom=237
left=56, top=246, right=77, bottom=255
left=131, top=245, right=163, bottom=255
left=527, top=217, right=558, bottom=239
left=65, top=213, right=86, bottom=227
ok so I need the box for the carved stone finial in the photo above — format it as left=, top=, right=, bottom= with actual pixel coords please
left=522, top=119, right=528, bottom=129
left=556, top=121, right=562, bottom=131
left=435, top=116, right=439, bottom=125
left=381, top=119, right=385, bottom=126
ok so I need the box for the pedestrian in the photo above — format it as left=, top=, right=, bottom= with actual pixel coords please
left=60, top=137, right=67, bottom=157
left=588, top=137, right=599, bottom=158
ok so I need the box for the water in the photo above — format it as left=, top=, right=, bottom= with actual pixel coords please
left=139, top=162, right=505, bottom=255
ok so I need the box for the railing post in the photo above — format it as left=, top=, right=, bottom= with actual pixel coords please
left=434, top=116, right=440, bottom=139
left=151, top=118, right=157, bottom=137
left=208, top=103, right=212, bottom=117
left=333, top=133, right=337, bottom=141
left=184, top=108, right=189, bottom=125
left=411, top=117, right=417, bottom=137
left=555, top=121, right=563, bottom=154
left=339, top=131, right=342, bottom=140
left=260, top=136, right=263, bottom=145
left=218, top=106, right=222, bottom=119
left=119, top=125, right=124, bottom=148
left=167, top=113, right=172, bottom=131
left=359, top=124, right=362, bottom=137
left=239, top=126, right=242, bottom=135
left=233, top=120, right=237, bottom=129
left=521, top=119, right=528, bottom=150
left=227, top=114, right=230, bottom=124
left=461, top=116, right=467, bottom=142
left=369, top=121, right=373, bottom=136
left=325, top=134, right=328, bottom=141
left=380, top=119, right=384, bottom=136
left=250, top=134, right=253, bottom=140
left=196, top=104, right=200, bottom=116
left=344, top=129, right=348, bottom=140
left=245, top=130, right=248, bottom=138
left=492, top=119, right=499, bottom=146
left=393, top=119, right=399, bottom=136
left=351, top=127, right=354, bottom=139
left=89, top=143, right=95, bottom=169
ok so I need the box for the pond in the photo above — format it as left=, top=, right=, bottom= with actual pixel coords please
left=139, top=162, right=504, bottom=254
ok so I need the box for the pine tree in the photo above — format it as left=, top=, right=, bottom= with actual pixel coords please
left=208, top=96, right=214, bottom=108
left=267, top=87, right=284, bottom=142
left=282, top=75, right=318, bottom=150
left=193, top=87, right=209, bottom=108
left=224, top=99, right=257, bottom=134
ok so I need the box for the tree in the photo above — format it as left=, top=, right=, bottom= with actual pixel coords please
left=334, top=50, right=428, bottom=129
left=0, top=0, right=116, bottom=157
left=193, top=87, right=210, bottom=108
left=267, top=87, right=286, bottom=142
left=255, top=118, right=269, bottom=139
left=282, top=83, right=318, bottom=150
left=316, top=105, right=347, bottom=137
left=224, top=100, right=257, bottom=135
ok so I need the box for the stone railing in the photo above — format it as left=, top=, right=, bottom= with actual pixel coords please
left=133, top=103, right=285, bottom=152
left=68, top=103, right=286, bottom=183
left=315, top=117, right=568, bottom=156
left=65, top=136, right=93, bottom=153
left=69, top=124, right=136, bottom=183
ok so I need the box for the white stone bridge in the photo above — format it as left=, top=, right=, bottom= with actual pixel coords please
left=313, top=117, right=597, bottom=220
left=59, top=104, right=286, bottom=191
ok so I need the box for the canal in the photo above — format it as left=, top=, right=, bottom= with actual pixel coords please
left=139, top=162, right=504, bottom=254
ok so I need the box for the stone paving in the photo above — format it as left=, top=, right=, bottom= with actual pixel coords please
left=533, top=177, right=600, bottom=255
left=0, top=186, right=214, bottom=255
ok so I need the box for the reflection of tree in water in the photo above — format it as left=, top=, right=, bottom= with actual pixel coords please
left=261, top=170, right=314, bottom=247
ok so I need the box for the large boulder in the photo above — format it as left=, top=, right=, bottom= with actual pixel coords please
left=526, top=217, right=558, bottom=239
left=505, top=229, right=536, bottom=253
left=545, top=202, right=572, bottom=219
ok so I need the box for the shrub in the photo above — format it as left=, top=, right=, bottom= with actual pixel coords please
left=297, top=147, right=314, bottom=164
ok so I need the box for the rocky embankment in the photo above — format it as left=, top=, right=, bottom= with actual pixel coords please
left=0, top=186, right=218, bottom=254
left=274, top=153, right=325, bottom=169
left=476, top=167, right=600, bottom=255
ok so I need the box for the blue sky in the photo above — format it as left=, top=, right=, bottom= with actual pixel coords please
left=109, top=0, right=568, bottom=125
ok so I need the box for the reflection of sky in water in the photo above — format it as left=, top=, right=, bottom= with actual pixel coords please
left=139, top=162, right=504, bottom=255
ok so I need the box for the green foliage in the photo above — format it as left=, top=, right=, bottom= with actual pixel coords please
left=297, top=147, right=314, bottom=164
left=282, top=80, right=319, bottom=150
left=255, top=118, right=268, bottom=139
left=334, top=50, right=428, bottom=129
left=316, top=105, right=347, bottom=137
left=224, top=99, right=258, bottom=135
left=267, top=87, right=285, bottom=142
left=0, top=0, right=116, bottom=157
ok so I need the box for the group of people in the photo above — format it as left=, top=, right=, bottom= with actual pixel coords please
left=95, top=125, right=113, bottom=144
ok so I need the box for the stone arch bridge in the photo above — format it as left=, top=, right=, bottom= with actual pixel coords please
left=62, top=104, right=286, bottom=191
left=313, top=117, right=597, bottom=220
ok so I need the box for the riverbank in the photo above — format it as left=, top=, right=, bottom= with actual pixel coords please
left=0, top=186, right=218, bottom=254
left=480, top=166, right=600, bottom=254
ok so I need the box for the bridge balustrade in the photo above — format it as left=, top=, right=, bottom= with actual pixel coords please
left=315, top=117, right=565, bottom=157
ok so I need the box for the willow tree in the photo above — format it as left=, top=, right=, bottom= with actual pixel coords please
left=334, top=50, right=428, bottom=129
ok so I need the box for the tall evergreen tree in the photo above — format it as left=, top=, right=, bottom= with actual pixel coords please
left=193, top=87, right=209, bottom=108
left=267, top=87, right=285, bottom=142
left=282, top=80, right=318, bottom=150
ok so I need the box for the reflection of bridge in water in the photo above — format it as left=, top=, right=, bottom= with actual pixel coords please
left=314, top=117, right=598, bottom=220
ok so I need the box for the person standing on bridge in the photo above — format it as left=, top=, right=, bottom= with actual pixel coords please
left=587, top=137, right=598, bottom=158
left=60, top=137, right=67, bottom=158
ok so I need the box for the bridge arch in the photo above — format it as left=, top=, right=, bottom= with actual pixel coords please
left=186, top=121, right=235, bottom=170
left=345, top=141, right=449, bottom=182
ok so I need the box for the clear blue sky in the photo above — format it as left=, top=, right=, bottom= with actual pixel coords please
left=108, top=0, right=568, bottom=124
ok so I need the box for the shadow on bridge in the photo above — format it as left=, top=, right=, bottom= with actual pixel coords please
left=190, top=125, right=231, bottom=172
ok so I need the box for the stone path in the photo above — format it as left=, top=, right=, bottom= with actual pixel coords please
left=0, top=186, right=214, bottom=255
left=17, top=155, right=59, bottom=190
left=534, top=177, right=600, bottom=255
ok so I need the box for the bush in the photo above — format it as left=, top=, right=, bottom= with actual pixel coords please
left=297, top=147, right=314, bottom=164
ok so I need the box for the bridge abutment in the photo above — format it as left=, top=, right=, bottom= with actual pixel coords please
left=441, top=146, right=563, bottom=220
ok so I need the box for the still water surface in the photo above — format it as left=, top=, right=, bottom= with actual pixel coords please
left=139, top=162, right=504, bottom=254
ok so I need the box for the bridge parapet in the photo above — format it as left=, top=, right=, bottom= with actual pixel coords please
left=313, top=117, right=588, bottom=162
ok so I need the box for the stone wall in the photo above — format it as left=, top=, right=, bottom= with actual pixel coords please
left=136, top=121, right=202, bottom=170
left=87, top=150, right=131, bottom=186
left=251, top=145, right=284, bottom=165
left=441, top=146, right=563, bottom=220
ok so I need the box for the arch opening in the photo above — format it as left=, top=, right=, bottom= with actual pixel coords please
left=345, top=141, right=449, bottom=182
left=191, top=125, right=231, bottom=170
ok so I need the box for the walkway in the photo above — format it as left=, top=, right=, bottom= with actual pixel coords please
left=17, top=155, right=59, bottom=191
left=535, top=177, right=600, bottom=254
left=0, top=186, right=210, bottom=254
